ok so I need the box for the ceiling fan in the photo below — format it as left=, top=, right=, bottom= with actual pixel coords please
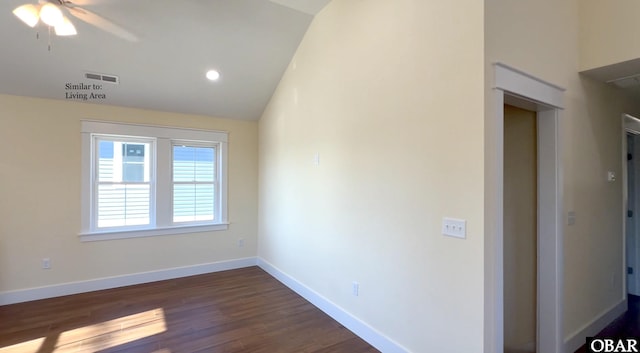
left=12, top=0, right=137, bottom=41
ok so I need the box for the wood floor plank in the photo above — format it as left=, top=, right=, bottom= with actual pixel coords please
left=0, top=267, right=379, bottom=353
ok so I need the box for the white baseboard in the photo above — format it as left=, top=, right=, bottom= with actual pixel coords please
left=564, top=298, right=628, bottom=353
left=257, top=257, right=410, bottom=353
left=0, top=257, right=257, bottom=306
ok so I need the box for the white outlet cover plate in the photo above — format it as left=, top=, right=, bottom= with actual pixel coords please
left=442, top=218, right=466, bottom=239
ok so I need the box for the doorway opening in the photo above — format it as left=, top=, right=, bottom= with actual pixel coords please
left=503, top=103, right=538, bottom=353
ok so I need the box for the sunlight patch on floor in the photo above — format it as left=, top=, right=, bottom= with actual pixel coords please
left=0, top=337, right=45, bottom=353
left=0, top=308, right=166, bottom=353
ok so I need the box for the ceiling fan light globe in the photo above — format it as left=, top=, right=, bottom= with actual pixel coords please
left=13, top=4, right=40, bottom=27
left=55, top=16, right=77, bottom=36
left=40, top=3, right=64, bottom=27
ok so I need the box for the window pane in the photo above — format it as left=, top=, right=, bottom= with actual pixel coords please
left=98, top=140, right=150, bottom=182
left=173, top=146, right=215, bottom=182
left=98, top=141, right=115, bottom=182
left=173, top=184, right=214, bottom=223
left=97, top=184, right=150, bottom=228
left=122, top=143, right=146, bottom=182
left=195, top=148, right=215, bottom=182
left=99, top=140, right=114, bottom=159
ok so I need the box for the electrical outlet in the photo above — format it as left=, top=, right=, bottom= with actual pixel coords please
left=42, top=258, right=51, bottom=269
left=352, top=282, right=359, bottom=296
left=238, top=239, right=245, bottom=248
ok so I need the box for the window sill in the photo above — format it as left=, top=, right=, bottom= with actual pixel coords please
left=79, top=223, right=229, bottom=242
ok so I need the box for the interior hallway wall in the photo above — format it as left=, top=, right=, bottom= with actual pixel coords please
left=579, top=0, right=640, bottom=71
left=259, top=0, right=485, bottom=351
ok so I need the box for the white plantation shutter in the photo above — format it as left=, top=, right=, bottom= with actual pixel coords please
left=97, top=184, right=150, bottom=227
left=172, top=145, right=216, bottom=223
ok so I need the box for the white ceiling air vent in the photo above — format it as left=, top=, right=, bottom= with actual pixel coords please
left=85, top=72, right=119, bottom=84
left=607, top=73, right=640, bottom=88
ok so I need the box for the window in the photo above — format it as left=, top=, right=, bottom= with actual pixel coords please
left=96, top=138, right=153, bottom=229
left=81, top=121, right=228, bottom=241
left=172, top=144, right=216, bottom=223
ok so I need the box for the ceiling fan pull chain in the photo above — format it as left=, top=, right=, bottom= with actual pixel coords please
left=48, top=26, right=52, bottom=52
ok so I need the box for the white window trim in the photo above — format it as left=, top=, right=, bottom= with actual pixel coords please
left=80, top=120, right=229, bottom=242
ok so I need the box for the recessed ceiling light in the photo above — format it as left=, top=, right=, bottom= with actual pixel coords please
left=206, top=70, right=220, bottom=81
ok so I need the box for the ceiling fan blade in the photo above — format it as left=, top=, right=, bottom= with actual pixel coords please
left=67, top=6, right=138, bottom=42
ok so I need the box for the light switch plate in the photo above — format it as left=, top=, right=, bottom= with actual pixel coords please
left=442, top=218, right=466, bottom=239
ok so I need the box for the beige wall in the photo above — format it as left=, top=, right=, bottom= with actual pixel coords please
left=258, top=0, right=485, bottom=351
left=485, top=0, right=640, bottom=345
left=503, top=105, right=537, bottom=351
left=579, top=0, right=640, bottom=71
left=0, top=94, right=258, bottom=293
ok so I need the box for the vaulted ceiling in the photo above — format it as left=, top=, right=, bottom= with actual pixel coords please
left=0, top=0, right=330, bottom=120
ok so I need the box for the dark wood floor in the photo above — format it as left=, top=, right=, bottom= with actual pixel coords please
left=0, top=266, right=379, bottom=353
left=573, top=294, right=640, bottom=353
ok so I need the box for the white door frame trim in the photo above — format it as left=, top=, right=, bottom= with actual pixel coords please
left=624, top=114, right=640, bottom=298
left=489, top=63, right=565, bottom=353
